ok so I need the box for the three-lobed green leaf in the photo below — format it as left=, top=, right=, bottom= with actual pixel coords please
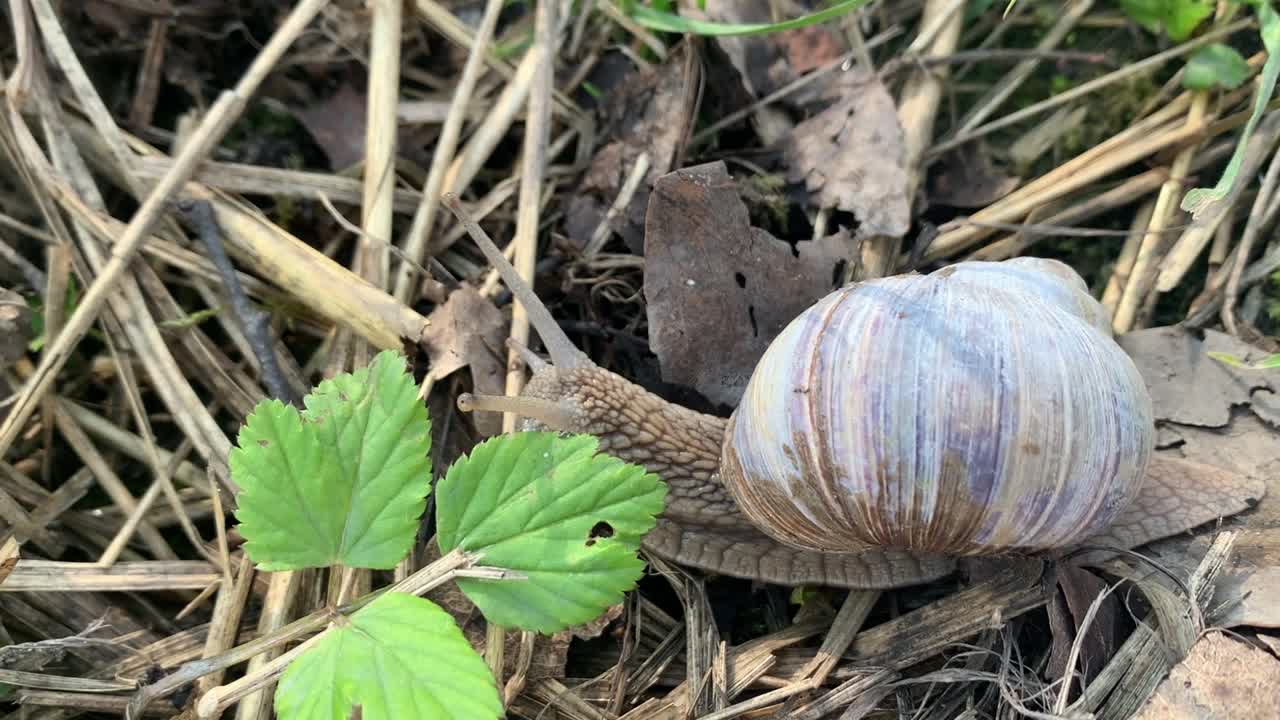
left=275, top=592, right=502, bottom=720
left=229, top=350, right=432, bottom=571
left=436, top=432, right=666, bottom=634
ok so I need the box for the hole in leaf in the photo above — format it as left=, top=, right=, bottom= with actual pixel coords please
left=586, top=521, right=614, bottom=546
left=734, top=272, right=747, bottom=289
left=747, top=305, right=758, bottom=337
left=256, top=439, right=270, bottom=447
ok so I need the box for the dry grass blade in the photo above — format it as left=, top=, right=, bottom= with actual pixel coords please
left=0, top=0, right=332, bottom=464
left=930, top=17, right=1254, bottom=157
left=1, top=560, right=220, bottom=592
left=0, top=668, right=135, bottom=692
left=395, top=0, right=504, bottom=301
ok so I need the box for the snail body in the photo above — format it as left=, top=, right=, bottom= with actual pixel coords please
left=443, top=194, right=1249, bottom=589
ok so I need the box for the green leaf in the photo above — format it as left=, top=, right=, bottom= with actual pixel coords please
left=275, top=593, right=502, bottom=720
left=623, top=0, right=872, bottom=37
left=1183, top=43, right=1252, bottom=89
left=1182, top=0, right=1280, bottom=217
left=1119, top=0, right=1214, bottom=40
left=230, top=350, right=432, bottom=570
left=436, top=432, right=666, bottom=634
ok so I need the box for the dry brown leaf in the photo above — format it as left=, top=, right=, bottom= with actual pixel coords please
left=928, top=141, right=1021, bottom=208
left=782, top=68, right=911, bottom=239
left=0, top=288, right=32, bottom=368
left=1117, top=326, right=1277, bottom=428
left=1047, top=566, right=1117, bottom=686
left=1133, top=632, right=1280, bottom=719
left=576, top=43, right=698, bottom=253
left=294, top=81, right=368, bottom=170
left=421, top=286, right=507, bottom=436
left=776, top=24, right=845, bottom=74
left=678, top=0, right=844, bottom=99
left=1111, top=327, right=1280, bottom=630
left=643, top=161, right=858, bottom=407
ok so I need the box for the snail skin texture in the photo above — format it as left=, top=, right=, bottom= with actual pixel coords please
left=720, top=258, right=1156, bottom=557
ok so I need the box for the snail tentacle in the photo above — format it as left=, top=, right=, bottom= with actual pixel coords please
left=442, top=192, right=590, bottom=370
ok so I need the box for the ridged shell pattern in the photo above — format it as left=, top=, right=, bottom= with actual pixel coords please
left=719, top=259, right=1155, bottom=557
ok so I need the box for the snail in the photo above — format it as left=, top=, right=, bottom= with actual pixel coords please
left=440, top=193, right=1257, bottom=590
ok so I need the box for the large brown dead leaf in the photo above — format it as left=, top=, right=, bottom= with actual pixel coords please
left=782, top=68, right=911, bottom=239
left=1117, top=326, right=1277, bottom=428
left=421, top=286, right=507, bottom=436
left=1133, top=633, right=1280, bottom=719
left=643, top=161, right=857, bottom=407
left=1113, top=326, right=1280, bottom=630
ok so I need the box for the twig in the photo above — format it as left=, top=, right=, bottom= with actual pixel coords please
left=131, top=548, right=478, bottom=717
left=503, top=0, right=558, bottom=433
left=395, top=0, right=504, bottom=302
left=360, top=0, right=401, bottom=291
left=195, top=630, right=326, bottom=719
left=949, top=1, right=1094, bottom=136
left=176, top=200, right=296, bottom=407
left=1222, top=135, right=1280, bottom=335
left=884, top=0, right=964, bottom=278
left=928, top=18, right=1254, bottom=158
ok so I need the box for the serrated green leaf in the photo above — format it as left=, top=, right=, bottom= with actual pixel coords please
left=436, top=432, right=666, bottom=634
left=275, top=593, right=501, bottom=720
left=1183, top=43, right=1252, bottom=89
left=230, top=351, right=431, bottom=570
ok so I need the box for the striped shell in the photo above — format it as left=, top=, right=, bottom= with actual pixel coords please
left=719, top=258, right=1155, bottom=557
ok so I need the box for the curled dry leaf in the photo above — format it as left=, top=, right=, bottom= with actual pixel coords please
left=1047, top=565, right=1117, bottom=687
left=782, top=68, right=911, bottom=240
left=1133, top=633, right=1280, bottom=719
left=421, top=286, right=507, bottom=436
left=643, top=161, right=858, bottom=407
